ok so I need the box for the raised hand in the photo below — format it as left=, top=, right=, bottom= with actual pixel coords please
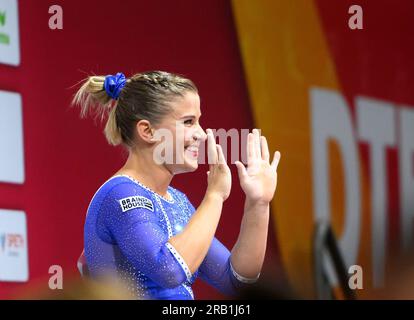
left=235, top=129, right=281, bottom=203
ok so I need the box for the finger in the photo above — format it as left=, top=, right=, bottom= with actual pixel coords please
left=207, top=129, right=217, bottom=165
left=235, top=161, right=247, bottom=179
left=260, top=136, right=270, bottom=162
left=253, top=129, right=261, bottom=159
left=216, top=144, right=227, bottom=165
left=247, top=133, right=254, bottom=166
left=271, top=151, right=281, bottom=170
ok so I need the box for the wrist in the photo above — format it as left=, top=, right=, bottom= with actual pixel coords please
left=205, top=191, right=225, bottom=203
left=245, top=197, right=270, bottom=208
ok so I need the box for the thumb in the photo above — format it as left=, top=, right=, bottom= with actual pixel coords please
left=235, top=161, right=247, bottom=179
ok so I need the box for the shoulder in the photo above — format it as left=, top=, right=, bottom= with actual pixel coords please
left=96, top=175, right=149, bottom=196
left=96, top=175, right=155, bottom=213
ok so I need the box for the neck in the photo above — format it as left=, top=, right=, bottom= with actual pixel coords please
left=119, top=146, right=173, bottom=198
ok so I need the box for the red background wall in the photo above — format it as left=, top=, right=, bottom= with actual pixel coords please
left=0, top=0, right=283, bottom=299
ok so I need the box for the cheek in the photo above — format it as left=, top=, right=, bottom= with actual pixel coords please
left=167, top=125, right=185, bottom=149
left=183, top=128, right=195, bottom=143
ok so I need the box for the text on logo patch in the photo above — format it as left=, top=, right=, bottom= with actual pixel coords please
left=119, top=196, right=154, bottom=212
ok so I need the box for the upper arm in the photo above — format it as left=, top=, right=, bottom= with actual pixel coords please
left=102, top=182, right=192, bottom=288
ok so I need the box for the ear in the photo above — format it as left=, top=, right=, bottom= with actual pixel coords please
left=136, top=119, right=155, bottom=143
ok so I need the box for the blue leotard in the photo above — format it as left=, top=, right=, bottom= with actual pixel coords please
left=83, top=175, right=258, bottom=300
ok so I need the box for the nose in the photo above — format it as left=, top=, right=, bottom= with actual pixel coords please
left=194, top=124, right=207, bottom=142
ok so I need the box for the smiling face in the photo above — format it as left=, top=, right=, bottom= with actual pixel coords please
left=155, top=91, right=207, bottom=174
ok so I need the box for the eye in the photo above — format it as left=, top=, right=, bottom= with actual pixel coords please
left=184, top=119, right=194, bottom=125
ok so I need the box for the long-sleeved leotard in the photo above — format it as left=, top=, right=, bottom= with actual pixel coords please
left=83, top=175, right=258, bottom=300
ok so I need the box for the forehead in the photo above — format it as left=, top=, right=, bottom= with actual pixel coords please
left=171, top=91, right=201, bottom=117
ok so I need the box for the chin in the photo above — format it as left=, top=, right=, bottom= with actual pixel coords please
left=169, top=161, right=198, bottom=175
left=186, top=163, right=198, bottom=172
left=181, top=161, right=198, bottom=173
left=182, top=153, right=199, bottom=173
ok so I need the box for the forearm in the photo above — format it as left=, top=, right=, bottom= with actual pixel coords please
left=168, top=192, right=223, bottom=274
left=230, top=199, right=270, bottom=279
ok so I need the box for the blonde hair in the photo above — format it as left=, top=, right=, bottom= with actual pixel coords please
left=72, top=71, right=198, bottom=148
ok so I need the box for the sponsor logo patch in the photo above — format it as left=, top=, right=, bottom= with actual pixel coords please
left=119, top=196, right=154, bottom=213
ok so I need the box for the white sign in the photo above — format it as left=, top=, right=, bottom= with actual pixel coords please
left=0, top=209, right=28, bottom=282
left=0, top=0, right=20, bottom=66
left=0, top=90, right=24, bottom=184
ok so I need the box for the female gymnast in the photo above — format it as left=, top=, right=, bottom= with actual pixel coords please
left=72, top=71, right=281, bottom=300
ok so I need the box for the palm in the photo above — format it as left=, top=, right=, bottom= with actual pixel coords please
left=236, top=129, right=280, bottom=203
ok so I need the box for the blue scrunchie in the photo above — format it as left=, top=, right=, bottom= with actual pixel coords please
left=103, top=72, right=126, bottom=100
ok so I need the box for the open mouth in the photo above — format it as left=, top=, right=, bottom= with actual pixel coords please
left=185, top=145, right=199, bottom=158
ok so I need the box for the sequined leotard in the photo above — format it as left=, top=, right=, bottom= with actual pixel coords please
left=83, top=175, right=258, bottom=300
